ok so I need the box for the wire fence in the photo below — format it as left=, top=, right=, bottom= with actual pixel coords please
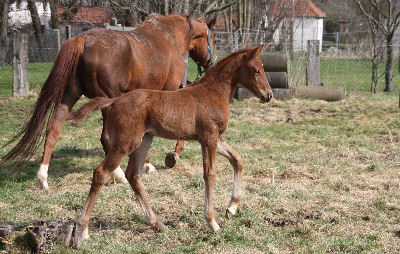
left=0, top=29, right=399, bottom=98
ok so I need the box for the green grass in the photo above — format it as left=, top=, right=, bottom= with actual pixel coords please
left=1, top=91, right=400, bottom=253
left=290, top=59, right=400, bottom=93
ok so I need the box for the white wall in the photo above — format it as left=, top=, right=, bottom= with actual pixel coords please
left=273, top=17, right=324, bottom=52
left=8, top=1, right=51, bottom=30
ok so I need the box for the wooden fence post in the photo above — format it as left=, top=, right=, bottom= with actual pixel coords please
left=306, top=40, right=320, bottom=86
left=13, top=32, right=29, bottom=97
left=66, top=25, right=72, bottom=40
left=53, top=29, right=60, bottom=52
left=181, top=52, right=188, bottom=87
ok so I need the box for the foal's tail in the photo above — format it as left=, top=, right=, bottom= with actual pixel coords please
left=67, top=97, right=114, bottom=125
left=1, top=36, right=85, bottom=165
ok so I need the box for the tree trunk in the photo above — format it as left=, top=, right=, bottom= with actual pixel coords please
left=384, top=38, right=394, bottom=92
left=27, top=0, right=43, bottom=53
left=49, top=0, right=59, bottom=29
left=0, top=0, right=9, bottom=37
left=173, top=0, right=183, bottom=14
left=371, top=57, right=379, bottom=93
left=183, top=0, right=189, bottom=15
left=164, top=0, right=169, bottom=15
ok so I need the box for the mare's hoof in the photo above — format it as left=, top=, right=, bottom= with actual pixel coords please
left=165, top=152, right=179, bottom=168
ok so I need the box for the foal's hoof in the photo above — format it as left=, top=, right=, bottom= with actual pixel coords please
left=151, top=221, right=167, bottom=232
left=39, top=180, right=49, bottom=191
left=226, top=209, right=234, bottom=220
left=63, top=222, right=87, bottom=249
left=144, top=163, right=157, bottom=173
left=165, top=152, right=179, bottom=168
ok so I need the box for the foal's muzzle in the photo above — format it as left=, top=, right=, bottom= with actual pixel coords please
left=260, top=93, right=273, bottom=103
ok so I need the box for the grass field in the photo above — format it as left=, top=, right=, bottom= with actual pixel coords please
left=0, top=89, right=400, bottom=253
left=0, top=56, right=400, bottom=253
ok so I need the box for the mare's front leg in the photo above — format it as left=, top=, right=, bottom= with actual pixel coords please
left=100, top=108, right=128, bottom=184
left=201, top=139, right=220, bottom=232
left=216, top=138, right=243, bottom=219
left=125, top=134, right=166, bottom=231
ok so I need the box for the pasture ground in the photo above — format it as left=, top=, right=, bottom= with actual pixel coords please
left=0, top=90, right=399, bottom=253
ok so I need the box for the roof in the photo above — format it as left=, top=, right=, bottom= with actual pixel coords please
left=271, top=0, right=326, bottom=18
left=56, top=7, right=111, bottom=24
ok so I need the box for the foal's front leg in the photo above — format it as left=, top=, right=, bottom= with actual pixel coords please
left=216, top=139, right=243, bottom=219
left=201, top=140, right=220, bottom=232
left=126, top=134, right=166, bottom=231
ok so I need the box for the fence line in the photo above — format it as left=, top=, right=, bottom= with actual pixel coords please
left=0, top=29, right=399, bottom=97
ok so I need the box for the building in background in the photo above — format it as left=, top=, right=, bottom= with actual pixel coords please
left=271, top=0, right=326, bottom=52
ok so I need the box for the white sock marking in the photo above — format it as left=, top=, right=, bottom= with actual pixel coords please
left=37, top=164, right=49, bottom=190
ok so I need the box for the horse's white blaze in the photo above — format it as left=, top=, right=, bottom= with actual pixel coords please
left=37, top=164, right=49, bottom=190
left=144, top=163, right=157, bottom=173
left=111, top=166, right=128, bottom=184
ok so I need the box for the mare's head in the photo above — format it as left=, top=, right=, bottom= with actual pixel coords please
left=188, top=16, right=217, bottom=69
left=236, top=45, right=273, bottom=103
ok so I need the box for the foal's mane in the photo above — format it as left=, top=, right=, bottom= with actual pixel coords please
left=194, top=48, right=251, bottom=84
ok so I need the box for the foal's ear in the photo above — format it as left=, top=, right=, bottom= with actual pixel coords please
left=207, top=15, right=217, bottom=30
left=246, top=45, right=264, bottom=60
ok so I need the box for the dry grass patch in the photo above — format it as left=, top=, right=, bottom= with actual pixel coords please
left=0, top=93, right=400, bottom=253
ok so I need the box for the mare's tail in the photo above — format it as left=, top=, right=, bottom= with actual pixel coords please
left=67, top=97, right=114, bottom=125
left=1, top=36, right=85, bottom=165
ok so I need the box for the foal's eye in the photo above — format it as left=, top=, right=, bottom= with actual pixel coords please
left=254, top=69, right=260, bottom=74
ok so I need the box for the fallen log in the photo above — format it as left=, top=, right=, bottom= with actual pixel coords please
left=292, top=86, right=345, bottom=101
left=0, top=219, right=78, bottom=252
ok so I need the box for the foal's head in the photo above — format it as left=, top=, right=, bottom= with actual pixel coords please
left=188, top=16, right=217, bottom=68
left=236, top=46, right=273, bottom=103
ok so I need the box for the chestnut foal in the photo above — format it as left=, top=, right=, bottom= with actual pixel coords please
left=67, top=46, right=272, bottom=248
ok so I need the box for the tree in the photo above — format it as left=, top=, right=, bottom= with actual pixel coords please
left=49, top=0, right=59, bottom=29
left=325, top=18, right=340, bottom=33
left=0, top=0, right=9, bottom=37
left=356, top=0, right=400, bottom=93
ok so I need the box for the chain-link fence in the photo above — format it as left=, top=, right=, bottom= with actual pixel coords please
left=1, top=28, right=399, bottom=98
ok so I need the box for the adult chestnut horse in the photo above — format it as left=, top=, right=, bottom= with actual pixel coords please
left=1, top=14, right=217, bottom=190
left=66, top=46, right=272, bottom=248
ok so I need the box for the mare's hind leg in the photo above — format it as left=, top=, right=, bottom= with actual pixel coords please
left=38, top=93, right=79, bottom=190
left=216, top=138, right=243, bottom=219
left=70, top=151, right=125, bottom=248
left=100, top=108, right=128, bottom=183
left=165, top=140, right=185, bottom=168
left=126, top=133, right=166, bottom=231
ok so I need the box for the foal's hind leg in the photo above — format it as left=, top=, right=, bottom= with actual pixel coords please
left=216, top=138, right=243, bottom=219
left=38, top=93, right=79, bottom=190
left=100, top=108, right=128, bottom=183
left=126, top=134, right=166, bottom=231
left=70, top=151, right=125, bottom=248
